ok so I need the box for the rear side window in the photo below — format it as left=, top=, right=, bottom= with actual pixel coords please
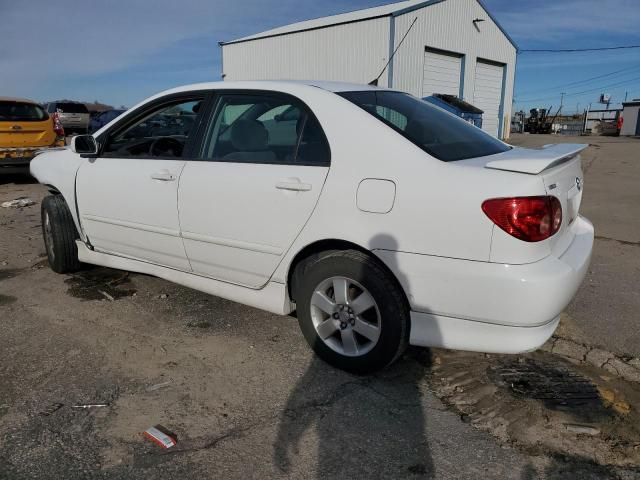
left=339, top=91, right=510, bottom=161
left=0, top=102, right=49, bottom=122
left=54, top=102, right=89, bottom=114
left=202, top=93, right=330, bottom=166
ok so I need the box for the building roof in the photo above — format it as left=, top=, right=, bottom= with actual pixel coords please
left=221, top=0, right=517, bottom=49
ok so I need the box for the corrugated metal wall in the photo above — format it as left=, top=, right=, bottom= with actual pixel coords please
left=392, top=0, right=516, bottom=138
left=222, top=17, right=392, bottom=87
left=221, top=0, right=517, bottom=138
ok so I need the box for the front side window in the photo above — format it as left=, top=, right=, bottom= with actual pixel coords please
left=0, top=102, right=49, bottom=122
left=202, top=93, right=330, bottom=166
left=339, top=91, right=510, bottom=162
left=102, top=98, right=202, bottom=158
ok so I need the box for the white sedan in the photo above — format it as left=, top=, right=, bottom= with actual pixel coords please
left=31, top=81, right=593, bottom=373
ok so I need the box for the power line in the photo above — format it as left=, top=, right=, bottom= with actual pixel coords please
left=517, top=75, right=640, bottom=103
left=517, top=64, right=640, bottom=96
left=520, top=45, right=640, bottom=53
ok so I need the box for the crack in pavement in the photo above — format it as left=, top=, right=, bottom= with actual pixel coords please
left=595, top=235, right=640, bottom=247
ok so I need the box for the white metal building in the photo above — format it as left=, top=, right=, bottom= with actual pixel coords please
left=220, top=0, right=517, bottom=139
left=620, top=101, right=640, bottom=136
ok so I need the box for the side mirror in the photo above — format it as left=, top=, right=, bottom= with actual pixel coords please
left=71, top=135, right=98, bottom=156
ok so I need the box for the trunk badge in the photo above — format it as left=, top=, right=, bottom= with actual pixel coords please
left=10, top=125, right=22, bottom=130
left=576, top=177, right=582, bottom=191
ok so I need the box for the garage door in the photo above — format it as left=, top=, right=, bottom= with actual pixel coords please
left=422, top=49, right=462, bottom=98
left=473, top=60, right=504, bottom=137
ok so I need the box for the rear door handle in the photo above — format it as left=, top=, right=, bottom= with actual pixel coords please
left=276, top=181, right=312, bottom=192
left=151, top=170, right=176, bottom=182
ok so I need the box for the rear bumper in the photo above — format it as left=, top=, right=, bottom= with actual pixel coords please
left=60, top=120, right=89, bottom=131
left=375, top=215, right=594, bottom=353
left=409, top=312, right=561, bottom=354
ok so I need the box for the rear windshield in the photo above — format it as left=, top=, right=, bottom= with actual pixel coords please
left=55, top=102, right=89, bottom=114
left=338, top=91, right=510, bottom=162
left=0, top=101, right=49, bottom=122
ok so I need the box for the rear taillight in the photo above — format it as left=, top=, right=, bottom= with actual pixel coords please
left=482, top=196, right=562, bottom=242
left=52, top=112, right=65, bottom=137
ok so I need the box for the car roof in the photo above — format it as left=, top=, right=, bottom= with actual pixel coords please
left=0, top=96, right=40, bottom=104
left=161, top=80, right=392, bottom=95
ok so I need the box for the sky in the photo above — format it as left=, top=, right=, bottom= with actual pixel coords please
left=1, top=0, right=639, bottom=113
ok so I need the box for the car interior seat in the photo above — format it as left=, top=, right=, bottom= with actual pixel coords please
left=223, top=119, right=276, bottom=162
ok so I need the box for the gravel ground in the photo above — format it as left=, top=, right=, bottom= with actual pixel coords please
left=1, top=134, right=639, bottom=479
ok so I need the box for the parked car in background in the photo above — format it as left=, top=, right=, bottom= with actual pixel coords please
left=30, top=81, right=593, bottom=373
left=44, top=101, right=90, bottom=134
left=0, top=97, right=65, bottom=174
left=88, top=109, right=126, bottom=133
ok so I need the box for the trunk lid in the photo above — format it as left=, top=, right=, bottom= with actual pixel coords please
left=0, top=118, right=56, bottom=148
left=485, top=143, right=588, bottom=255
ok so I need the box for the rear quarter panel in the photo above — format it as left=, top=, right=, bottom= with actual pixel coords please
left=270, top=87, right=547, bottom=284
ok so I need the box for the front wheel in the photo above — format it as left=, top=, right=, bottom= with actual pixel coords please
left=295, top=250, right=409, bottom=374
left=41, top=195, right=82, bottom=274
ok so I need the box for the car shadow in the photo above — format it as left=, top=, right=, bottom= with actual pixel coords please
left=274, top=234, right=441, bottom=478
left=273, top=351, right=435, bottom=479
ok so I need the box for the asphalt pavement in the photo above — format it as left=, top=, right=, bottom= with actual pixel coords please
left=1, top=134, right=639, bottom=479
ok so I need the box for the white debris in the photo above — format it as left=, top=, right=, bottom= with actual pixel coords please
left=146, top=381, right=171, bottom=392
left=564, top=423, right=601, bottom=436
left=1, top=198, right=36, bottom=208
left=98, top=290, right=115, bottom=302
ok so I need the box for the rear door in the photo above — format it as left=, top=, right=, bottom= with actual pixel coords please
left=178, top=91, right=330, bottom=288
left=76, top=92, right=208, bottom=270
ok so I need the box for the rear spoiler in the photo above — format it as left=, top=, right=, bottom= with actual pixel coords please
left=485, top=144, right=588, bottom=175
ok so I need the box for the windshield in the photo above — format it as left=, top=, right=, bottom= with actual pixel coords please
left=0, top=101, right=49, bottom=122
left=339, top=91, right=510, bottom=162
left=55, top=102, right=89, bottom=114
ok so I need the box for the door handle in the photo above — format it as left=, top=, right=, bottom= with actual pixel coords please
left=276, top=181, right=312, bottom=192
left=151, top=171, right=176, bottom=182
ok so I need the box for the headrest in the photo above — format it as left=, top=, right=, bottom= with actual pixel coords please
left=230, top=119, right=269, bottom=151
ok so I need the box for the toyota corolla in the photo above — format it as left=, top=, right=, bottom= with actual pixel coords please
left=30, top=81, right=593, bottom=373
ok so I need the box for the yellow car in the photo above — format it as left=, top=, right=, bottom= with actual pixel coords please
left=0, top=97, right=65, bottom=174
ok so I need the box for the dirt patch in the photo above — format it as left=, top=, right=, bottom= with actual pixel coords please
left=431, top=350, right=640, bottom=469
left=0, top=268, right=23, bottom=282
left=0, top=295, right=17, bottom=306
left=65, top=268, right=137, bottom=301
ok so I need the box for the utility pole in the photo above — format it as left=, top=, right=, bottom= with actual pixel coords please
left=560, top=92, right=565, bottom=112
left=624, top=91, right=629, bottom=102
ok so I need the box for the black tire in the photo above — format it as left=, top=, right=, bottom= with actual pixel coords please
left=295, top=249, right=409, bottom=374
left=41, top=195, right=82, bottom=274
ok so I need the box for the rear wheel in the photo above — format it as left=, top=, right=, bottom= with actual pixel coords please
left=295, top=249, right=409, bottom=374
left=41, top=195, right=82, bottom=274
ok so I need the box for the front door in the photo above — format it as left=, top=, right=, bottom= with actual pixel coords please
left=178, top=92, right=331, bottom=288
left=76, top=94, right=207, bottom=270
